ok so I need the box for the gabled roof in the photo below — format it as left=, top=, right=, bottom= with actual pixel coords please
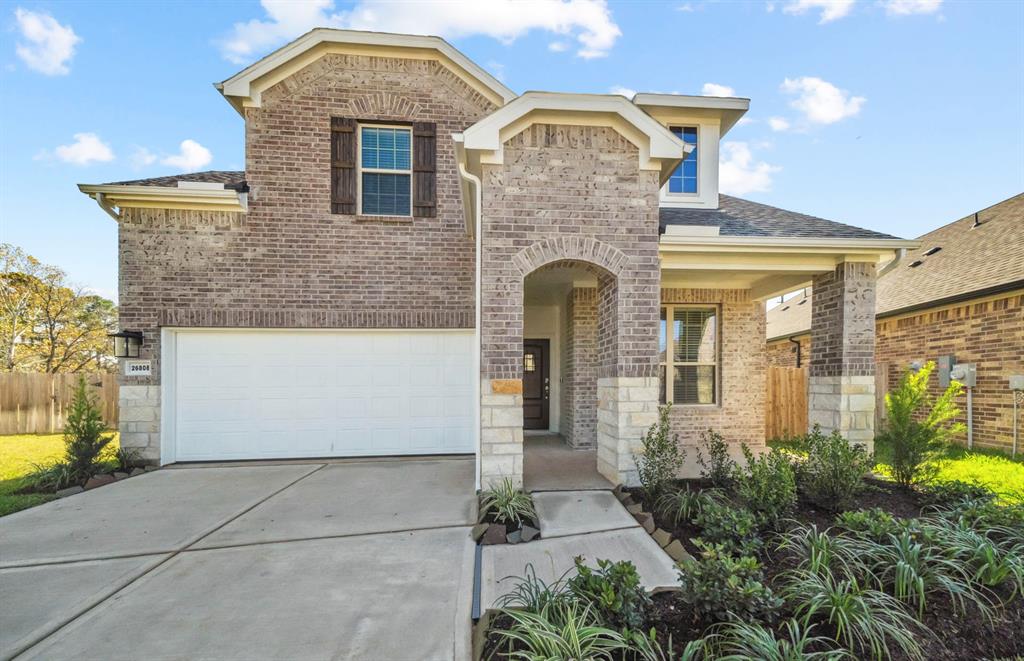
left=216, top=28, right=516, bottom=114
left=766, top=192, right=1024, bottom=340
left=661, top=195, right=900, bottom=240
left=105, top=171, right=247, bottom=191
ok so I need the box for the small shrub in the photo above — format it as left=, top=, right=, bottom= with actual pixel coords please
left=634, top=404, right=685, bottom=501
left=22, top=461, right=76, bottom=492
left=696, top=428, right=736, bottom=488
left=938, top=497, right=1024, bottom=537
left=706, top=619, right=849, bottom=661
left=919, top=480, right=996, bottom=508
left=493, top=563, right=572, bottom=612
left=877, top=361, right=965, bottom=487
left=735, top=445, right=797, bottom=529
left=678, top=540, right=782, bottom=623
left=783, top=569, right=924, bottom=661
left=480, top=478, right=536, bottom=527
left=835, top=508, right=904, bottom=542
left=693, top=499, right=762, bottom=556
left=655, top=486, right=723, bottom=527
left=111, top=446, right=143, bottom=472
left=566, top=557, right=652, bottom=631
left=778, top=524, right=871, bottom=580
left=492, top=599, right=632, bottom=659
left=799, top=426, right=873, bottom=512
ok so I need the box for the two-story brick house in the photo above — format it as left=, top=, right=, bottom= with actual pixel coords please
left=79, top=29, right=915, bottom=488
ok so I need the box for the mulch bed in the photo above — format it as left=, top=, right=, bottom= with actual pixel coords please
left=624, top=478, right=1024, bottom=660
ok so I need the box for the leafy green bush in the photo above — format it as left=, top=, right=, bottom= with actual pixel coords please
left=492, top=599, right=633, bottom=659
left=677, top=540, right=781, bottom=623
left=937, top=497, right=1024, bottom=536
left=735, top=445, right=797, bottom=528
left=493, top=563, right=571, bottom=613
left=480, top=478, right=536, bottom=527
left=696, top=428, right=736, bottom=488
left=877, top=361, right=965, bottom=487
left=783, top=569, right=924, bottom=661
left=693, top=498, right=762, bottom=555
left=24, top=376, right=113, bottom=491
left=566, top=557, right=652, bottom=631
left=778, top=524, right=871, bottom=580
left=834, top=508, right=904, bottom=542
left=634, top=404, right=685, bottom=501
left=798, top=425, right=873, bottom=512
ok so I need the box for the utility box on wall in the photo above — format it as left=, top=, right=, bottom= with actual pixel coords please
left=950, top=363, right=977, bottom=388
left=938, top=354, right=957, bottom=387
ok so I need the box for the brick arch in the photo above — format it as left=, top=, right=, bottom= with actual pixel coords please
left=512, top=237, right=628, bottom=278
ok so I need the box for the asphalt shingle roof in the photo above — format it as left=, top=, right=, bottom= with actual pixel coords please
left=105, top=170, right=248, bottom=191
left=660, top=195, right=901, bottom=240
left=766, top=193, right=1024, bottom=340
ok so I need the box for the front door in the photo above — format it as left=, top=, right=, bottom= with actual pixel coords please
left=522, top=339, right=550, bottom=430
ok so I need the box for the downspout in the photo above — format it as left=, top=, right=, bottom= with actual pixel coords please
left=455, top=135, right=484, bottom=491
left=789, top=336, right=802, bottom=368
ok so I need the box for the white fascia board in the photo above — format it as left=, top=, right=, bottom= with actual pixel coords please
left=218, top=28, right=516, bottom=111
left=632, top=93, right=751, bottom=111
left=462, top=92, right=685, bottom=159
left=660, top=235, right=919, bottom=251
left=78, top=184, right=247, bottom=215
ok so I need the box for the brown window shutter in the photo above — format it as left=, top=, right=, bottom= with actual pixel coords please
left=330, top=117, right=357, bottom=214
left=412, top=122, right=437, bottom=218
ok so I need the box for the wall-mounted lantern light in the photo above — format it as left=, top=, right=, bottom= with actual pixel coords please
left=109, top=330, right=143, bottom=358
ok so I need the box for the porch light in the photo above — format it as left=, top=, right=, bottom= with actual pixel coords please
left=109, top=330, right=143, bottom=358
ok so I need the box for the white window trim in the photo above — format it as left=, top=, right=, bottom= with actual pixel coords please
left=665, top=125, right=699, bottom=199
left=661, top=304, right=720, bottom=406
left=357, top=123, right=414, bottom=217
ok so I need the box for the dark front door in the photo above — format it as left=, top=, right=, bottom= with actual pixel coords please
left=523, top=339, right=550, bottom=430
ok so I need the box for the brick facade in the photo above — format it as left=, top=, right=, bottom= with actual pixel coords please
left=478, top=124, right=662, bottom=485
left=766, top=335, right=810, bottom=368
left=560, top=287, right=598, bottom=449
left=115, top=54, right=495, bottom=460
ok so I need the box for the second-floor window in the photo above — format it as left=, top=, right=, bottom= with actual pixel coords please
left=668, top=126, right=698, bottom=195
left=359, top=125, right=412, bottom=216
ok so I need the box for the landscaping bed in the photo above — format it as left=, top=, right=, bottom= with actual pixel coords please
left=475, top=478, right=541, bottom=545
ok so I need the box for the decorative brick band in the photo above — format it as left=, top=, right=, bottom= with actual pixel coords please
left=158, top=308, right=473, bottom=329
left=512, top=236, right=629, bottom=278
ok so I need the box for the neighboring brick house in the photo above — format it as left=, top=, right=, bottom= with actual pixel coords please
left=767, top=193, right=1024, bottom=453
left=79, top=29, right=914, bottom=487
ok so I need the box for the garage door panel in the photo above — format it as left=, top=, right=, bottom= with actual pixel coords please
left=171, top=330, right=475, bottom=461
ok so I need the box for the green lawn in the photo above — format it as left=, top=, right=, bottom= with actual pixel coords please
left=0, top=432, right=120, bottom=517
left=872, top=437, right=1024, bottom=503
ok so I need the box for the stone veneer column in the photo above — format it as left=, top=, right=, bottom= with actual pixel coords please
left=118, top=385, right=161, bottom=463
left=597, top=376, right=660, bottom=485
left=808, top=262, right=877, bottom=449
left=479, top=378, right=524, bottom=487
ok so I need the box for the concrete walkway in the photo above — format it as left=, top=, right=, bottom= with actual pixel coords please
left=480, top=490, right=680, bottom=609
left=0, top=458, right=476, bottom=661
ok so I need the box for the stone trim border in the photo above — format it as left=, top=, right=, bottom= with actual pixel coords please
left=612, top=484, right=691, bottom=564
left=52, top=465, right=159, bottom=499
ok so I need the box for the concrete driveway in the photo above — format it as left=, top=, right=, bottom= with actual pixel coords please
left=0, top=458, right=477, bottom=661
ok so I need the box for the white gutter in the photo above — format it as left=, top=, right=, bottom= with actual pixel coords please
left=660, top=234, right=920, bottom=250
left=454, top=134, right=484, bottom=491
left=78, top=184, right=248, bottom=214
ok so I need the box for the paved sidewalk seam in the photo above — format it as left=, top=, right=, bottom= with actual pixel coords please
left=181, top=522, right=474, bottom=553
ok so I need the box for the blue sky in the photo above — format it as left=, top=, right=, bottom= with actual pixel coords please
left=1, top=0, right=1021, bottom=300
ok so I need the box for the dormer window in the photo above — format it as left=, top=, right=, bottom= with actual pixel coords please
left=668, top=126, right=698, bottom=195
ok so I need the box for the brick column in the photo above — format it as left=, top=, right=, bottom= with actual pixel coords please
left=808, top=262, right=877, bottom=448
left=562, top=287, right=598, bottom=449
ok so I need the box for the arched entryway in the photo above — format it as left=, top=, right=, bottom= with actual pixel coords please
left=479, top=236, right=661, bottom=489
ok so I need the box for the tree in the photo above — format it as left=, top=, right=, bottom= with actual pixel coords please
left=0, top=243, right=117, bottom=372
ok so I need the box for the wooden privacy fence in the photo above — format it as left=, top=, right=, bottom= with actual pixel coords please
left=0, top=373, right=119, bottom=435
left=766, top=366, right=808, bottom=441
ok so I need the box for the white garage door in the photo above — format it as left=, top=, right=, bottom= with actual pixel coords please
left=167, top=330, right=475, bottom=462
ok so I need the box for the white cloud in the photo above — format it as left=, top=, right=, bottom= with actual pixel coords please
left=737, top=117, right=756, bottom=126
left=220, top=0, right=621, bottom=64
left=13, top=8, right=81, bottom=75
left=130, top=147, right=158, bottom=169
left=781, top=76, right=865, bottom=124
left=768, top=116, right=791, bottom=131
left=609, top=85, right=636, bottom=98
left=719, top=141, right=781, bottom=195
left=160, top=140, right=212, bottom=172
left=782, top=0, right=855, bottom=23
left=701, top=82, right=735, bottom=97
left=879, top=0, right=941, bottom=15
left=548, top=41, right=569, bottom=52
left=48, top=133, right=115, bottom=165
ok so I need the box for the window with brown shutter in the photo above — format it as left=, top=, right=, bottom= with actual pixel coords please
left=412, top=122, right=437, bottom=218
left=330, top=117, right=356, bottom=214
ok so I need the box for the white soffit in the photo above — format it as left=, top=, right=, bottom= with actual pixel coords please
left=632, top=93, right=750, bottom=135
left=217, top=28, right=517, bottom=114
